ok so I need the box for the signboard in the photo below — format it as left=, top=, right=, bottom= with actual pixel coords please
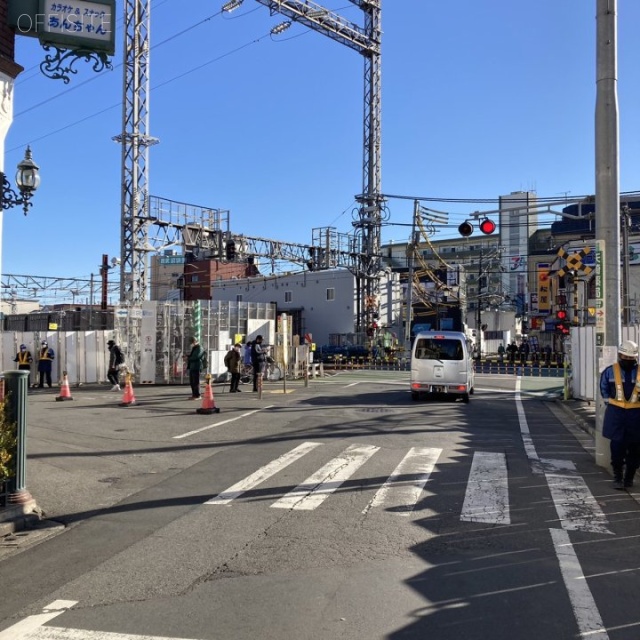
left=595, top=240, right=605, bottom=346
left=537, top=264, right=551, bottom=313
left=8, top=0, right=115, bottom=55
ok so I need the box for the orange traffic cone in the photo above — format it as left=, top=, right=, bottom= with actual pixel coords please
left=120, top=374, right=137, bottom=407
left=196, top=375, right=220, bottom=415
left=55, top=371, right=74, bottom=401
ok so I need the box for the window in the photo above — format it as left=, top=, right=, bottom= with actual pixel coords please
left=236, top=294, right=243, bottom=302
left=415, top=338, right=464, bottom=361
left=326, top=288, right=335, bottom=301
left=284, top=291, right=292, bottom=303
left=192, top=275, right=199, bottom=283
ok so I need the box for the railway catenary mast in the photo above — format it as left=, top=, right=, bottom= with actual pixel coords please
left=114, top=0, right=158, bottom=305
left=116, top=1, right=382, bottom=340
left=252, top=0, right=383, bottom=336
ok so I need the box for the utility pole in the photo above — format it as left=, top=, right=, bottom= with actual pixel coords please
left=477, top=249, right=483, bottom=360
left=403, top=200, right=419, bottom=352
left=595, top=0, right=621, bottom=470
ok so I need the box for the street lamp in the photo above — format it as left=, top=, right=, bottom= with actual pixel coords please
left=1, top=147, right=40, bottom=215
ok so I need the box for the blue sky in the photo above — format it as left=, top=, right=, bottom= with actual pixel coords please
left=5, top=0, right=640, bottom=302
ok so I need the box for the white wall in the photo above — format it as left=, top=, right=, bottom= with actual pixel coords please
left=211, top=269, right=401, bottom=346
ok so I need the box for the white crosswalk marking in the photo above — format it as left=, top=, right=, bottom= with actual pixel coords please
left=271, top=444, right=380, bottom=511
left=460, top=451, right=510, bottom=524
left=363, top=447, right=442, bottom=515
left=0, top=601, right=77, bottom=640
left=25, top=629, right=202, bottom=639
left=546, top=473, right=613, bottom=535
left=204, top=442, right=323, bottom=505
left=201, top=438, right=609, bottom=535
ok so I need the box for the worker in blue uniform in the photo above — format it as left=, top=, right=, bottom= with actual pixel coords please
left=600, top=340, right=640, bottom=490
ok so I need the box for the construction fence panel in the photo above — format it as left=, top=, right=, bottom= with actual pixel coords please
left=2, top=301, right=281, bottom=385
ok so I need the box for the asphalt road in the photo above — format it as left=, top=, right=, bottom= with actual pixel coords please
left=0, top=372, right=637, bottom=640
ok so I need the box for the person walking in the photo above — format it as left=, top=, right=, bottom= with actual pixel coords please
left=107, top=340, right=124, bottom=391
left=186, top=336, right=206, bottom=399
left=250, top=334, right=267, bottom=392
left=600, top=340, right=640, bottom=490
left=224, top=343, right=243, bottom=393
left=37, top=340, right=55, bottom=388
left=14, top=344, right=33, bottom=388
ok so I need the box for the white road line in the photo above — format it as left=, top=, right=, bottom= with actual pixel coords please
left=0, top=601, right=77, bottom=640
left=173, top=407, right=273, bottom=439
left=550, top=528, right=609, bottom=640
left=363, top=447, right=442, bottom=515
left=345, top=382, right=359, bottom=387
left=546, top=474, right=613, bottom=535
left=515, top=378, right=543, bottom=474
left=271, top=444, right=379, bottom=511
left=27, top=629, right=202, bottom=639
left=204, top=442, right=323, bottom=505
left=460, top=451, right=510, bottom=524
left=514, top=379, right=612, bottom=534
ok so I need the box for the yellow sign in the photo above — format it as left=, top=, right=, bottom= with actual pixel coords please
left=588, top=308, right=595, bottom=316
left=311, top=343, right=316, bottom=351
left=48, top=323, right=58, bottom=330
left=234, top=334, right=244, bottom=345
left=537, top=264, right=551, bottom=312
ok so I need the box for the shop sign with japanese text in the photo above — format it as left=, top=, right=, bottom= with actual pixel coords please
left=9, top=0, right=115, bottom=55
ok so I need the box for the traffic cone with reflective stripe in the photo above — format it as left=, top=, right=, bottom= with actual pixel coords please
left=120, top=373, right=137, bottom=407
left=196, top=375, right=220, bottom=414
left=55, top=371, right=73, bottom=401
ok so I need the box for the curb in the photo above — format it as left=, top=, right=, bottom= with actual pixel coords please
left=554, top=398, right=595, bottom=437
left=0, top=501, right=43, bottom=537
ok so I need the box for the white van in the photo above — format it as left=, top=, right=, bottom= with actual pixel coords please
left=410, top=331, right=474, bottom=403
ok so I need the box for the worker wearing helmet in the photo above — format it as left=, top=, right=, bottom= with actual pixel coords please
left=600, top=340, right=640, bottom=489
left=13, top=343, right=33, bottom=389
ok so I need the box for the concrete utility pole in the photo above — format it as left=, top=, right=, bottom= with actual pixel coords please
left=595, top=0, right=621, bottom=469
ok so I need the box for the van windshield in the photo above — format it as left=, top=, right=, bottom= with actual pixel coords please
left=414, top=338, right=464, bottom=361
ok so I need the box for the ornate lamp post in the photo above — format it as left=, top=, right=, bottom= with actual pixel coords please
left=1, top=147, right=40, bottom=215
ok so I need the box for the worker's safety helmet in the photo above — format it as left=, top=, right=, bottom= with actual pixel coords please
left=19, top=344, right=26, bottom=350
left=618, top=340, right=639, bottom=358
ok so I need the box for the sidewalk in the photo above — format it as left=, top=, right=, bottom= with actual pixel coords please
left=554, top=397, right=596, bottom=437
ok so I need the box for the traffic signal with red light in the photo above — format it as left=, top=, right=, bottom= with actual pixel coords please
left=458, top=221, right=473, bottom=237
left=479, top=218, right=496, bottom=234
left=555, top=308, right=569, bottom=334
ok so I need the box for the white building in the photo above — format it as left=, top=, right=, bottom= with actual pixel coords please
left=210, top=268, right=402, bottom=347
left=499, top=190, right=538, bottom=311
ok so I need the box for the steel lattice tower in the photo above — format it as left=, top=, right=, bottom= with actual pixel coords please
left=253, top=0, right=383, bottom=335
left=114, top=0, right=158, bottom=305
